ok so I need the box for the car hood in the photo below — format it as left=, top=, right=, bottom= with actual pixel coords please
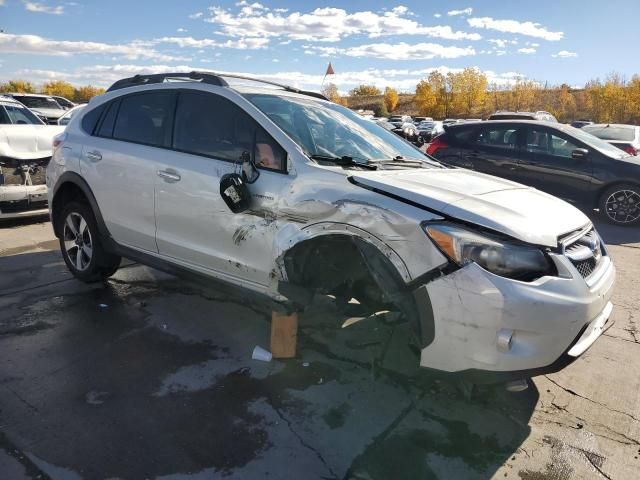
left=30, top=108, right=65, bottom=119
left=350, top=168, right=591, bottom=247
left=0, top=125, right=65, bottom=160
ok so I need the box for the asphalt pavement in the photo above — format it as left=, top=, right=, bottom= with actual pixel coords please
left=0, top=213, right=639, bottom=479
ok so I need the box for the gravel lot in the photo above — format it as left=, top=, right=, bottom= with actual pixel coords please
left=0, top=214, right=639, bottom=479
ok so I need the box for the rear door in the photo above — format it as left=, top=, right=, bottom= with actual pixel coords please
left=517, top=125, right=594, bottom=203
left=154, top=89, right=290, bottom=287
left=79, top=91, right=176, bottom=252
left=459, top=123, right=523, bottom=180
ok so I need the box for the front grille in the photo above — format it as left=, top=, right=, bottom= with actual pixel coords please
left=0, top=199, right=47, bottom=213
left=563, top=228, right=603, bottom=279
left=572, top=257, right=597, bottom=278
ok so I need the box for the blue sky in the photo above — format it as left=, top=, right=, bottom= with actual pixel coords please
left=0, top=0, right=637, bottom=92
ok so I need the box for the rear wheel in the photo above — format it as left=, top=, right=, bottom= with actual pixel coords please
left=59, top=201, right=121, bottom=282
left=599, top=184, right=640, bottom=226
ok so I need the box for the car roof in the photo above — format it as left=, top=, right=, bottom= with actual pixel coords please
left=583, top=123, right=638, bottom=129
left=0, top=94, right=26, bottom=105
left=4, top=92, right=55, bottom=98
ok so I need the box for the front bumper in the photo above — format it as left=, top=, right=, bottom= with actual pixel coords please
left=415, top=252, right=616, bottom=376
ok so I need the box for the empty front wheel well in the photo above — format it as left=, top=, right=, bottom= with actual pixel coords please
left=51, top=182, right=89, bottom=237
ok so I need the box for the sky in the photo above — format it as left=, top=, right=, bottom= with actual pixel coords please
left=0, top=0, right=637, bottom=93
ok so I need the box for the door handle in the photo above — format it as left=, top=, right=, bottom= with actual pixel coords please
left=157, top=169, right=181, bottom=183
left=86, top=150, right=102, bottom=162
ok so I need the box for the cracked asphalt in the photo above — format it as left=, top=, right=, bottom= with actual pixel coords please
left=0, top=215, right=639, bottom=479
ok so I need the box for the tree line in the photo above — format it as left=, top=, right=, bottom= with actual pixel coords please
left=325, top=68, right=640, bottom=124
left=0, top=80, right=105, bottom=104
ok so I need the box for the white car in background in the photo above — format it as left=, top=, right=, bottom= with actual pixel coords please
left=3, top=93, right=67, bottom=124
left=57, top=104, right=86, bottom=126
left=0, top=95, right=64, bottom=219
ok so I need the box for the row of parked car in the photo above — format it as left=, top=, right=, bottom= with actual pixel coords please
left=0, top=93, right=86, bottom=219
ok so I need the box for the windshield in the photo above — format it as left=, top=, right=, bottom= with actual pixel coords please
left=562, top=124, right=632, bottom=158
left=17, top=96, right=63, bottom=110
left=1, top=103, right=44, bottom=125
left=582, top=125, right=636, bottom=141
left=245, top=93, right=428, bottom=163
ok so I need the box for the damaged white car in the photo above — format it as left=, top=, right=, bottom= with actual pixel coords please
left=47, top=73, right=616, bottom=380
left=1, top=95, right=64, bottom=220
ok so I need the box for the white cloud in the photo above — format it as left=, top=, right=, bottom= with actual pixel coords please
left=177, top=28, right=187, bottom=33
left=487, top=38, right=518, bottom=48
left=154, top=36, right=269, bottom=50
left=447, top=8, right=472, bottom=16
left=552, top=50, right=577, bottom=58
left=433, top=13, right=441, bottom=18
left=24, top=1, right=64, bottom=14
left=304, top=42, right=476, bottom=60
left=2, top=64, right=528, bottom=92
left=0, top=32, right=187, bottom=62
left=517, top=47, right=536, bottom=54
left=189, top=12, right=203, bottom=19
left=468, top=17, right=563, bottom=41
left=203, top=5, right=481, bottom=42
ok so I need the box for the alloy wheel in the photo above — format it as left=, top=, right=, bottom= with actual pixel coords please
left=605, top=189, right=640, bottom=224
left=63, top=212, right=93, bottom=271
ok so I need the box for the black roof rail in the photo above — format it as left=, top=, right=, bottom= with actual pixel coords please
left=106, top=71, right=328, bottom=100
left=106, top=71, right=228, bottom=92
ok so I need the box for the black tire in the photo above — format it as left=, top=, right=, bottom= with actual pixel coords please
left=58, top=201, right=121, bottom=282
left=599, top=184, right=640, bottom=226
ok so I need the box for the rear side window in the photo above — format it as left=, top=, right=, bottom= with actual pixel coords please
left=81, top=103, right=107, bottom=134
left=173, top=91, right=286, bottom=171
left=4, top=104, right=42, bottom=125
left=96, top=99, right=121, bottom=138
left=473, top=125, right=519, bottom=149
left=582, top=126, right=635, bottom=141
left=0, top=106, right=10, bottom=124
left=113, top=92, right=175, bottom=148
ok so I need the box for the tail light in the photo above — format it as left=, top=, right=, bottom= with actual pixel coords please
left=623, top=145, right=638, bottom=156
left=52, top=132, right=66, bottom=150
left=426, top=136, right=449, bottom=156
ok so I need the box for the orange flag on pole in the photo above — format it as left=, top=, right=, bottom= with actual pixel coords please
left=325, top=62, right=335, bottom=76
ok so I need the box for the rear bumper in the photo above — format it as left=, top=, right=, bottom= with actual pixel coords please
left=415, top=252, right=616, bottom=376
left=0, top=185, right=49, bottom=220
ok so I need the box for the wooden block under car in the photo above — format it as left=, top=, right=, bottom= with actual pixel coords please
left=270, top=311, right=298, bottom=358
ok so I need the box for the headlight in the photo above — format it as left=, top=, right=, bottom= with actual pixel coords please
left=424, top=223, right=553, bottom=281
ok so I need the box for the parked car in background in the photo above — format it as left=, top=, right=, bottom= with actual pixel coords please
left=413, top=116, right=432, bottom=124
left=0, top=95, right=64, bottom=219
left=571, top=120, right=594, bottom=129
left=47, top=71, right=615, bottom=380
left=391, top=121, right=423, bottom=145
left=488, top=111, right=558, bottom=123
left=58, top=104, right=86, bottom=126
left=3, top=93, right=66, bottom=124
left=51, top=96, right=76, bottom=110
left=581, top=124, right=640, bottom=156
left=465, top=118, right=483, bottom=123
left=443, top=118, right=463, bottom=126
left=388, top=115, right=412, bottom=127
left=417, top=120, right=444, bottom=142
left=427, top=120, right=640, bottom=225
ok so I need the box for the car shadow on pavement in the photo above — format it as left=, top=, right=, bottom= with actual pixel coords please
left=0, top=250, right=539, bottom=479
left=585, top=210, right=640, bottom=246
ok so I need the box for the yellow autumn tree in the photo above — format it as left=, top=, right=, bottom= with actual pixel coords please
left=349, top=85, right=381, bottom=96
left=73, top=85, right=105, bottom=103
left=42, top=80, right=76, bottom=100
left=414, top=79, right=437, bottom=117
left=0, top=80, right=36, bottom=93
left=383, top=87, right=399, bottom=112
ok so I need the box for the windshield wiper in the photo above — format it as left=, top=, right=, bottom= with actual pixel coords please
left=309, top=155, right=378, bottom=170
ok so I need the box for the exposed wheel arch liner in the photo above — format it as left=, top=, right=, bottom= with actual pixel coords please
left=51, top=171, right=110, bottom=239
left=275, top=222, right=411, bottom=284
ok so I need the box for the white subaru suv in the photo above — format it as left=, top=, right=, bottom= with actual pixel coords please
left=47, top=72, right=615, bottom=379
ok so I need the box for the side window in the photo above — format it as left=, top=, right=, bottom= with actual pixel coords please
left=5, top=104, right=40, bottom=125
left=173, top=91, right=286, bottom=172
left=0, top=106, right=11, bottom=124
left=113, top=92, right=175, bottom=147
left=81, top=103, right=107, bottom=134
left=96, top=99, right=120, bottom=138
left=526, top=128, right=578, bottom=158
left=473, top=126, right=518, bottom=149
